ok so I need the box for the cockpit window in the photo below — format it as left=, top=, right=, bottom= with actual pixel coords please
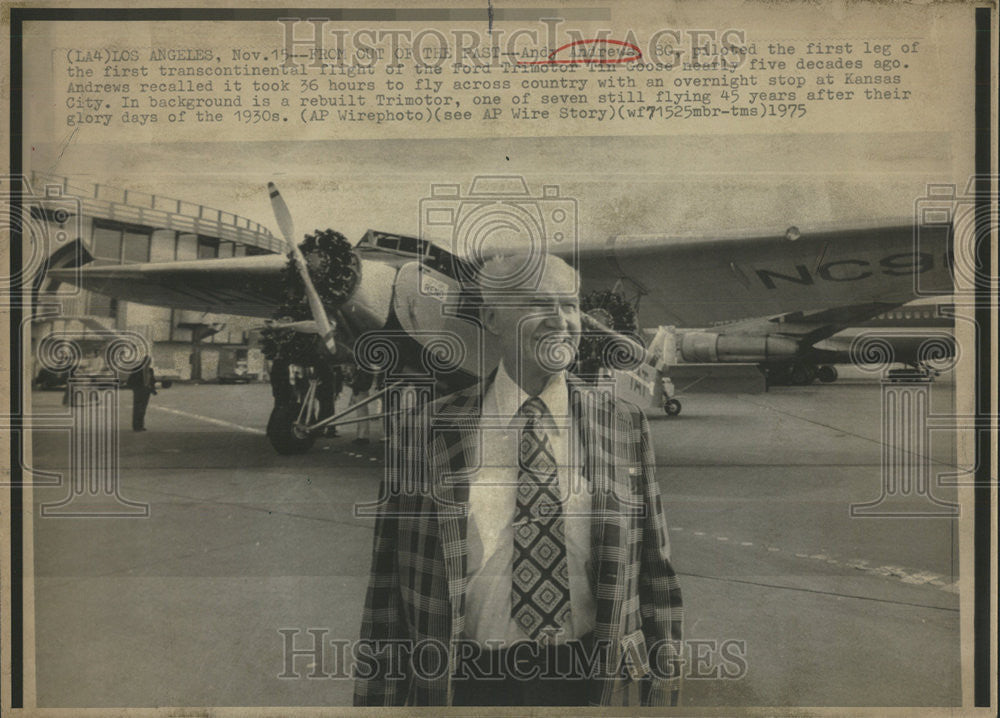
left=398, top=236, right=418, bottom=255
left=360, top=229, right=473, bottom=282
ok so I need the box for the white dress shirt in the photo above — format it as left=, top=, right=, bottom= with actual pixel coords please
left=464, top=362, right=596, bottom=645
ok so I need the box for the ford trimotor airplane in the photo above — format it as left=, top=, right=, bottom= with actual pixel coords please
left=44, top=177, right=955, bottom=453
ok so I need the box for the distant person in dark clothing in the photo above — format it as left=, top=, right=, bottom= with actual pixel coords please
left=126, top=357, right=157, bottom=431
left=61, top=370, right=72, bottom=407
left=350, top=367, right=376, bottom=444
left=314, top=362, right=344, bottom=436
left=290, top=364, right=309, bottom=404
left=270, top=356, right=291, bottom=406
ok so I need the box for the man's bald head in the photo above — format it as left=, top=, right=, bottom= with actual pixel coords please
left=477, top=252, right=582, bottom=394
left=476, top=252, right=580, bottom=306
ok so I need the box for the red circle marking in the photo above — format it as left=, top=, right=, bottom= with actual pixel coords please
left=517, top=38, right=642, bottom=65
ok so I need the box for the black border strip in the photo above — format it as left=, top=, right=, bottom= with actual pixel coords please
left=6, top=5, right=996, bottom=712
left=972, top=6, right=992, bottom=708
left=11, top=7, right=608, bottom=21
left=9, top=7, right=24, bottom=709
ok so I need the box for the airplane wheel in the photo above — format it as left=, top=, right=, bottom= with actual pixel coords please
left=763, top=367, right=785, bottom=387
left=267, top=402, right=316, bottom=455
left=816, top=365, right=838, bottom=383
left=790, top=364, right=816, bottom=385
left=664, top=398, right=682, bottom=416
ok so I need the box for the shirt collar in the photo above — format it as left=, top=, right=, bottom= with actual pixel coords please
left=492, top=360, right=569, bottom=432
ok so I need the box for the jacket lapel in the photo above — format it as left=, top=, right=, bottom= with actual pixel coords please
left=570, top=378, right=629, bottom=632
left=571, top=378, right=633, bottom=705
left=430, top=381, right=486, bottom=640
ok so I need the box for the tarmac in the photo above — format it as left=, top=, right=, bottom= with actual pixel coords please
left=27, top=375, right=961, bottom=708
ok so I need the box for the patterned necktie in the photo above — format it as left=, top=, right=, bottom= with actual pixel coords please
left=511, top=396, right=571, bottom=644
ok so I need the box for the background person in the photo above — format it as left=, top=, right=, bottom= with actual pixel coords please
left=314, top=361, right=344, bottom=436
left=269, top=356, right=291, bottom=407
left=350, top=366, right=376, bottom=444
left=126, top=356, right=157, bottom=431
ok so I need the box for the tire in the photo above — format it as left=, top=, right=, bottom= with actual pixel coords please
left=37, top=369, right=66, bottom=390
left=664, top=398, right=682, bottom=416
left=161, top=380, right=173, bottom=389
left=762, top=365, right=792, bottom=387
left=790, top=364, right=816, bottom=385
left=816, top=365, right=838, bottom=383
left=267, top=402, right=316, bottom=455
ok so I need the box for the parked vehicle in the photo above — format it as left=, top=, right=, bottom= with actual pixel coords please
left=217, top=348, right=258, bottom=384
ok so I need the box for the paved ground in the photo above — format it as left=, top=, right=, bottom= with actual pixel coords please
left=27, top=377, right=961, bottom=707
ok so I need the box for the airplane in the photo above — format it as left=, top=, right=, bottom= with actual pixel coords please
left=43, top=178, right=955, bottom=453
left=660, top=304, right=958, bottom=388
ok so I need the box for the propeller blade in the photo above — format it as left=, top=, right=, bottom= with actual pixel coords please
left=268, top=181, right=296, bottom=244
left=267, top=182, right=337, bottom=354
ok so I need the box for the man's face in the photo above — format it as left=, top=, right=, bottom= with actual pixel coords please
left=484, top=258, right=581, bottom=378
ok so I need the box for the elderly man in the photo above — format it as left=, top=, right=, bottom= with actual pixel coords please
left=354, top=252, right=682, bottom=707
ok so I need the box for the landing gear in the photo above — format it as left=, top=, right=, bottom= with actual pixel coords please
left=267, top=404, right=316, bottom=455
left=789, top=363, right=817, bottom=385
left=816, top=365, right=838, bottom=383
left=266, top=402, right=317, bottom=455
left=663, top=398, right=682, bottom=416
left=887, top=363, right=940, bottom=383
left=764, top=362, right=833, bottom=387
left=264, top=374, right=403, bottom=455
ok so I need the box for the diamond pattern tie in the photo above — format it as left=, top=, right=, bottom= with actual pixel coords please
left=511, top=396, right=571, bottom=644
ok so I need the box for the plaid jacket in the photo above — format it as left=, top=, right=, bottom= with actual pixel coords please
left=353, top=374, right=683, bottom=707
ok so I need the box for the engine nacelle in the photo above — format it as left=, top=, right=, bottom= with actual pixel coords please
left=341, top=255, right=397, bottom=332
left=679, top=331, right=800, bottom=363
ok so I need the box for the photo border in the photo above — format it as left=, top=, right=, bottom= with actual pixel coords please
left=3, top=2, right=996, bottom=714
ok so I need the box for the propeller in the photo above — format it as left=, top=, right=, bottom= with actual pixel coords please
left=267, top=182, right=337, bottom=355
left=580, top=311, right=650, bottom=367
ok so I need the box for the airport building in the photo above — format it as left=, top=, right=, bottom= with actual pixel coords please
left=30, top=172, right=280, bottom=383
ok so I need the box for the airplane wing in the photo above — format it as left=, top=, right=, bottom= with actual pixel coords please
left=47, top=254, right=288, bottom=318
left=46, top=219, right=952, bottom=344
left=579, top=220, right=952, bottom=328
left=709, top=302, right=902, bottom=343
